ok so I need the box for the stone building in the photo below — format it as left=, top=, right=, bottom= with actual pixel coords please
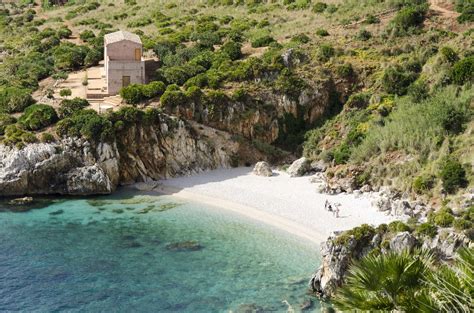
left=104, top=30, right=144, bottom=95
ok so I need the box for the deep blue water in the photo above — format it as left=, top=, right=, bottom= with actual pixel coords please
left=0, top=191, right=322, bottom=312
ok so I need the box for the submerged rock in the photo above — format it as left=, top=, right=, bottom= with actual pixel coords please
left=165, top=241, right=203, bottom=252
left=287, top=157, right=310, bottom=177
left=49, top=209, right=64, bottom=216
left=8, top=197, right=34, bottom=205
left=253, top=161, right=273, bottom=177
left=235, top=303, right=265, bottom=313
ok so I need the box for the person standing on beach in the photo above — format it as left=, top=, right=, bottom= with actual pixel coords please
left=324, top=200, right=329, bottom=211
left=335, top=205, right=340, bottom=218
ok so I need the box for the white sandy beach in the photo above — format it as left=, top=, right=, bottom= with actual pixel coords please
left=154, top=167, right=399, bottom=244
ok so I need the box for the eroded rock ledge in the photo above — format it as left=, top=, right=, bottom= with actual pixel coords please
left=0, top=116, right=265, bottom=196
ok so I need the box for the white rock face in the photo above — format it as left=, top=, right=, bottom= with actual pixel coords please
left=253, top=161, right=273, bottom=177
left=0, top=116, right=262, bottom=196
left=287, top=157, right=310, bottom=177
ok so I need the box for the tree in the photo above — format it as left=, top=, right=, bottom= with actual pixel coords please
left=439, top=158, right=467, bottom=194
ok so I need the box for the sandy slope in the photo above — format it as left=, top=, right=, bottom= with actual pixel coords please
left=150, top=167, right=399, bottom=244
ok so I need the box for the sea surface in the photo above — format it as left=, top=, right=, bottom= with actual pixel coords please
left=0, top=190, right=322, bottom=312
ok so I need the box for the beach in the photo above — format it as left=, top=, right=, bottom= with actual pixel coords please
left=152, top=167, right=399, bottom=244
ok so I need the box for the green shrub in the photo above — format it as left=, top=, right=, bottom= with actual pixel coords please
left=53, top=43, right=89, bottom=70
left=317, top=44, right=335, bottom=62
left=18, top=104, right=58, bottom=131
left=79, top=30, right=95, bottom=42
left=415, top=223, right=437, bottom=238
left=0, top=114, right=16, bottom=135
left=365, top=14, right=380, bottom=24
left=312, top=2, right=327, bottom=13
left=388, top=5, right=428, bottom=36
left=160, top=85, right=188, bottom=108
left=56, top=109, right=113, bottom=141
left=120, top=84, right=144, bottom=105
left=439, top=158, right=468, bottom=194
left=220, top=40, right=242, bottom=60
left=408, top=78, right=429, bottom=102
left=3, top=124, right=36, bottom=147
left=336, top=63, right=354, bottom=78
left=333, top=143, right=351, bottom=164
left=440, top=46, right=459, bottom=64
left=451, top=56, right=474, bottom=85
left=59, top=88, right=72, bottom=97
left=412, top=175, right=434, bottom=194
left=315, top=28, right=329, bottom=37
left=291, top=33, right=311, bottom=43
left=58, top=97, right=89, bottom=118
left=0, top=87, right=35, bottom=113
left=381, top=66, right=417, bottom=95
left=142, top=81, right=166, bottom=98
left=356, top=29, right=372, bottom=41
left=388, top=221, right=411, bottom=233
left=334, top=224, right=375, bottom=246
left=453, top=218, right=472, bottom=231
left=433, top=208, right=455, bottom=227
left=251, top=35, right=275, bottom=48
left=40, top=132, right=55, bottom=143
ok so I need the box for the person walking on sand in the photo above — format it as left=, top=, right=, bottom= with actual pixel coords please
left=335, top=204, right=340, bottom=218
left=324, top=200, right=329, bottom=211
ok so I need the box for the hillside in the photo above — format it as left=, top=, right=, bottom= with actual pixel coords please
left=0, top=0, right=473, bottom=311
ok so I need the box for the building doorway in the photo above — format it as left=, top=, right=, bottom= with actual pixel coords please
left=135, top=48, right=141, bottom=61
left=122, top=76, right=131, bottom=87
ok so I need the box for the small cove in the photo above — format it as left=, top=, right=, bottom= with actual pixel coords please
left=0, top=190, right=322, bottom=312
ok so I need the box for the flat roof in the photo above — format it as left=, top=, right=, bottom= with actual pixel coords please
left=104, top=30, right=142, bottom=45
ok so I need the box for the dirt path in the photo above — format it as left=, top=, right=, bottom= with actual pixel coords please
left=429, top=0, right=459, bottom=18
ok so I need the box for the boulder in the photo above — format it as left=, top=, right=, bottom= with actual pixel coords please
left=8, top=197, right=33, bottom=205
left=310, top=160, right=327, bottom=173
left=287, top=157, right=310, bottom=177
left=389, top=232, right=417, bottom=253
left=253, top=161, right=273, bottom=177
left=373, top=196, right=392, bottom=212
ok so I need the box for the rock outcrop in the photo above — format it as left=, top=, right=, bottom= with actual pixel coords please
left=253, top=161, right=273, bottom=177
left=0, top=115, right=265, bottom=196
left=287, top=157, right=310, bottom=177
left=310, top=227, right=472, bottom=298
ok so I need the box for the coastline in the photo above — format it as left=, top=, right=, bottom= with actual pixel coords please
left=135, top=167, right=399, bottom=245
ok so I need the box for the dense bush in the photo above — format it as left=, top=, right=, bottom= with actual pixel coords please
left=2, top=124, right=37, bottom=147
left=220, top=41, right=242, bottom=60
left=381, top=66, right=417, bottom=95
left=59, top=88, right=72, bottom=97
left=142, top=81, right=166, bottom=98
left=430, top=207, right=455, bottom=227
left=40, top=132, right=55, bottom=143
left=451, top=56, right=474, bottom=85
left=312, top=2, right=327, bottom=13
left=120, top=84, right=144, bottom=105
left=315, top=28, right=329, bottom=37
left=56, top=109, right=113, bottom=141
left=18, top=104, right=58, bottom=131
left=160, top=85, right=188, bottom=108
left=53, top=43, right=89, bottom=70
left=0, top=87, right=35, bottom=113
left=0, top=113, right=16, bottom=135
left=251, top=35, right=275, bottom=48
left=415, top=222, right=437, bottom=238
left=58, top=97, right=89, bottom=118
left=439, top=158, right=467, bottom=194
left=412, top=175, right=434, bottom=194
left=317, top=44, right=335, bottom=62
left=388, top=4, right=428, bottom=36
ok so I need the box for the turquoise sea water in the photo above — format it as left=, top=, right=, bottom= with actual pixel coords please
left=0, top=190, right=322, bottom=312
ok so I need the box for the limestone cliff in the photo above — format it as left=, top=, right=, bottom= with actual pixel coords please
left=0, top=115, right=265, bottom=196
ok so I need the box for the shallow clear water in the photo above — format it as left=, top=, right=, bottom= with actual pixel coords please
left=0, top=191, right=321, bottom=312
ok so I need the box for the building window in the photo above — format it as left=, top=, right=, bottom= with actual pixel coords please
left=135, top=48, right=141, bottom=61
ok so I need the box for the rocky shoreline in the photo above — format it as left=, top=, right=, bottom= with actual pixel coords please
left=0, top=115, right=266, bottom=196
